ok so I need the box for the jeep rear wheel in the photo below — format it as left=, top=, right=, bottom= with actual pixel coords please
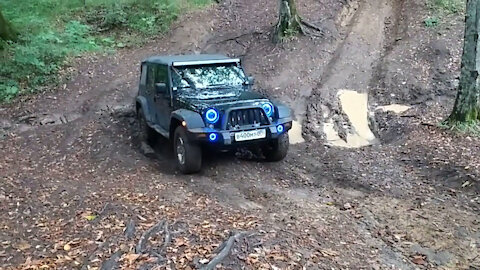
left=174, top=126, right=202, bottom=174
left=263, top=133, right=289, bottom=162
left=137, top=108, right=156, bottom=144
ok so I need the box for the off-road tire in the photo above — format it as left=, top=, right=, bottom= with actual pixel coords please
left=137, top=108, right=156, bottom=145
left=263, top=133, right=289, bottom=162
left=174, top=126, right=202, bottom=174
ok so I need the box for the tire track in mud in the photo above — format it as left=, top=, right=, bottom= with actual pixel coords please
left=288, top=0, right=419, bottom=267
left=304, top=0, right=393, bottom=146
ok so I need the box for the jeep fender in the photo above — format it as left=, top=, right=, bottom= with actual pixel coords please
left=135, top=96, right=153, bottom=123
left=171, top=109, right=206, bottom=130
left=275, top=103, right=292, bottom=120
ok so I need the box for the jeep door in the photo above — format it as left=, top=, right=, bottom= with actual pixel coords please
left=151, top=64, right=172, bottom=130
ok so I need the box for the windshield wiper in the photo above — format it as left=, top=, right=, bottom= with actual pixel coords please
left=206, top=84, right=235, bottom=89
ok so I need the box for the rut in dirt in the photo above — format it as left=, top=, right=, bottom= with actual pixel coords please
left=303, top=0, right=406, bottom=148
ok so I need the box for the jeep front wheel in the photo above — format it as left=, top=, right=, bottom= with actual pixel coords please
left=174, top=126, right=202, bottom=174
left=263, top=133, right=289, bottom=162
left=138, top=108, right=156, bottom=144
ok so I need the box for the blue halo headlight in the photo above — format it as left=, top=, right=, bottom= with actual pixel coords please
left=205, top=108, right=220, bottom=124
left=262, top=102, right=274, bottom=117
left=276, top=125, right=284, bottom=133
left=209, top=133, right=218, bottom=142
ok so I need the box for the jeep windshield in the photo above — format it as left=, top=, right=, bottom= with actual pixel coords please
left=172, top=64, right=246, bottom=90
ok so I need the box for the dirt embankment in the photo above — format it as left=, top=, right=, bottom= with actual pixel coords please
left=1, top=0, right=479, bottom=269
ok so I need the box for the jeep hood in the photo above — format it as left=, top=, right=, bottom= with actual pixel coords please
left=175, top=87, right=269, bottom=112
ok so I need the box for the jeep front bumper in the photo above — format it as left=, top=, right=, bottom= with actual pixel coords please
left=186, top=118, right=292, bottom=145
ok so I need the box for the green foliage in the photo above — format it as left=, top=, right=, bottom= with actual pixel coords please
left=424, top=0, right=465, bottom=28
left=424, top=17, right=440, bottom=27
left=0, top=0, right=211, bottom=102
left=0, top=20, right=99, bottom=100
left=428, top=0, right=465, bottom=14
left=440, top=120, right=480, bottom=136
left=282, top=27, right=299, bottom=40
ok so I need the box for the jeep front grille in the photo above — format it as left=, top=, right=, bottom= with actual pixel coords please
left=227, top=108, right=270, bottom=129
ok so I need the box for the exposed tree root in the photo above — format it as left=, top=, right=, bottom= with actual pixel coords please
left=125, top=219, right=136, bottom=240
left=80, top=235, right=118, bottom=270
left=100, top=251, right=122, bottom=270
left=273, top=0, right=324, bottom=42
left=162, top=221, right=171, bottom=252
left=97, top=220, right=174, bottom=269
left=136, top=220, right=166, bottom=254
left=200, top=232, right=246, bottom=270
left=299, top=19, right=324, bottom=37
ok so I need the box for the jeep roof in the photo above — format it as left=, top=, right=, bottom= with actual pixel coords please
left=142, top=54, right=240, bottom=67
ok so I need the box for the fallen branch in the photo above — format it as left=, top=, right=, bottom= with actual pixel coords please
left=136, top=220, right=165, bottom=254
left=200, top=232, right=246, bottom=270
left=421, top=122, right=436, bottom=127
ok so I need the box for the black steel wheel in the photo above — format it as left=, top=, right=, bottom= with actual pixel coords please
left=174, top=126, right=202, bottom=174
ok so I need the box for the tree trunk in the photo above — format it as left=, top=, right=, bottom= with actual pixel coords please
left=273, top=0, right=301, bottom=43
left=447, top=0, right=480, bottom=124
left=0, top=7, right=17, bottom=42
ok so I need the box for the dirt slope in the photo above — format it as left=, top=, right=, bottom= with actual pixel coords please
left=1, top=0, right=479, bottom=269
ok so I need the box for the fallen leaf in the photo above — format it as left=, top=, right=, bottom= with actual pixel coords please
left=412, top=255, right=426, bottom=265
left=16, top=241, right=31, bottom=251
left=85, top=215, right=97, bottom=221
left=124, top=253, right=140, bottom=264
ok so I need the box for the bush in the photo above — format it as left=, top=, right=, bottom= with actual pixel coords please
left=0, top=21, right=99, bottom=99
left=429, top=0, right=465, bottom=14
left=0, top=0, right=211, bottom=102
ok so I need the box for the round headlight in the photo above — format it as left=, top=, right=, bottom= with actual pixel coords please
left=209, top=133, right=218, bottom=142
left=276, top=124, right=284, bottom=133
left=262, top=103, right=274, bottom=117
left=205, top=108, right=220, bottom=124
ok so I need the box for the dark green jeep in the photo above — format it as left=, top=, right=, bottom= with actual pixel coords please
left=135, top=54, right=292, bottom=173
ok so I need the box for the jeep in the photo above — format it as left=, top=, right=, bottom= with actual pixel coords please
left=135, top=54, right=293, bottom=173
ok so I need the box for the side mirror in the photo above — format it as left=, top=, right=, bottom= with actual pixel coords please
left=155, top=83, right=167, bottom=94
left=247, top=76, right=255, bottom=85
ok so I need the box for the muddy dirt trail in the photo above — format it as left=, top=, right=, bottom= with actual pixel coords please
left=1, top=0, right=480, bottom=269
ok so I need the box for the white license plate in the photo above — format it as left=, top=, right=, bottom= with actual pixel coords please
left=235, top=129, right=266, bottom=142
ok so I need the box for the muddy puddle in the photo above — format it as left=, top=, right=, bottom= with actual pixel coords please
left=289, top=120, right=305, bottom=144
left=323, top=90, right=378, bottom=148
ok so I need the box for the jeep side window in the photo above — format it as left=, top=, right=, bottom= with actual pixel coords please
left=140, top=64, right=147, bottom=86
left=156, top=66, right=166, bottom=83
left=146, top=64, right=155, bottom=94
